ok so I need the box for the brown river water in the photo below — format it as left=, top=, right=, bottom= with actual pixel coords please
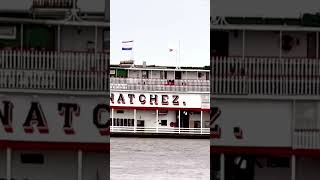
left=110, top=137, right=210, bottom=180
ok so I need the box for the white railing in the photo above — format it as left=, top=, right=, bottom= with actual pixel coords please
left=212, top=56, right=320, bottom=96
left=0, top=50, right=109, bottom=92
left=111, top=126, right=210, bottom=135
left=0, top=50, right=108, bottom=71
left=110, top=78, right=210, bottom=92
left=110, top=78, right=210, bottom=86
left=293, top=129, right=320, bottom=149
left=33, top=0, right=73, bottom=8
left=110, top=84, right=210, bottom=92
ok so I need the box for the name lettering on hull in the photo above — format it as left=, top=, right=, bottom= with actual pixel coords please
left=111, top=93, right=182, bottom=106
left=93, top=104, right=110, bottom=136
left=23, top=102, right=49, bottom=134
left=0, top=101, right=13, bottom=133
left=58, top=103, right=80, bottom=135
left=0, top=101, right=109, bottom=136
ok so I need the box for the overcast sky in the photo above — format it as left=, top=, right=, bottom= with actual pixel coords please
left=110, top=0, right=210, bottom=67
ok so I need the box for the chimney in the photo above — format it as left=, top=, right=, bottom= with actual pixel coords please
left=143, top=61, right=146, bottom=68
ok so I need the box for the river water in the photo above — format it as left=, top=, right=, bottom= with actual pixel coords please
left=110, top=137, right=210, bottom=180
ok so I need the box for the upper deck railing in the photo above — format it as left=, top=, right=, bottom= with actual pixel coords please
left=0, top=50, right=108, bottom=93
left=293, top=129, right=320, bottom=149
left=110, top=77, right=210, bottom=92
left=212, top=56, right=320, bottom=96
left=32, top=0, right=73, bottom=9
left=111, top=126, right=210, bottom=135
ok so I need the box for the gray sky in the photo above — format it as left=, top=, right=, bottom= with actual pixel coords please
left=110, top=0, right=210, bottom=67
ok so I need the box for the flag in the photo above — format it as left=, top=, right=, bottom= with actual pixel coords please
left=122, top=40, right=133, bottom=50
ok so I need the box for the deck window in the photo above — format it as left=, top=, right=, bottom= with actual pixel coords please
left=0, top=26, right=16, bottom=40
left=161, top=120, right=167, bottom=126
left=112, top=118, right=134, bottom=126
left=21, top=153, right=44, bottom=164
left=142, top=70, right=149, bottom=79
left=137, top=120, right=144, bottom=127
left=194, top=121, right=201, bottom=128
left=128, top=119, right=134, bottom=126
left=160, top=71, right=167, bottom=79
left=116, top=69, right=128, bottom=78
left=116, top=110, right=124, bottom=114
left=205, top=121, right=210, bottom=128
left=267, top=157, right=290, bottom=168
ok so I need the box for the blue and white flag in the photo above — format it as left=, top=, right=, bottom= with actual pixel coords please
left=122, top=40, right=134, bottom=50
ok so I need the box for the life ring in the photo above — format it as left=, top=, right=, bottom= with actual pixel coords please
left=170, top=122, right=176, bottom=127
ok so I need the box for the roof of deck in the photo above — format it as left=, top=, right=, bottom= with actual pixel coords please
left=0, top=10, right=109, bottom=27
left=110, top=64, right=210, bottom=72
left=211, top=14, right=320, bottom=32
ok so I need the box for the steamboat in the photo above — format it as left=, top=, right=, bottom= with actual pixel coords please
left=110, top=60, right=210, bottom=137
left=0, top=0, right=109, bottom=179
left=211, top=1, right=320, bottom=180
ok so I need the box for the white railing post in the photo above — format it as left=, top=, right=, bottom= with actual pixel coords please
left=134, top=109, right=137, bottom=133
left=6, top=147, right=11, bottom=180
left=77, top=149, right=83, bottom=180
left=200, top=110, right=203, bottom=134
left=111, top=108, right=114, bottom=132
left=292, top=100, right=296, bottom=148
left=156, top=109, right=159, bottom=133
left=220, top=153, right=225, bottom=180
left=178, top=110, right=181, bottom=134
left=291, top=155, right=296, bottom=180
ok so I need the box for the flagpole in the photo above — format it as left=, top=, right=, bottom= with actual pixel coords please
left=178, top=40, right=180, bottom=68
left=175, top=49, right=178, bottom=69
left=131, top=40, right=134, bottom=60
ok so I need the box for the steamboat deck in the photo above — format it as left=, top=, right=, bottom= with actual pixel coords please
left=109, top=62, right=210, bottom=137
